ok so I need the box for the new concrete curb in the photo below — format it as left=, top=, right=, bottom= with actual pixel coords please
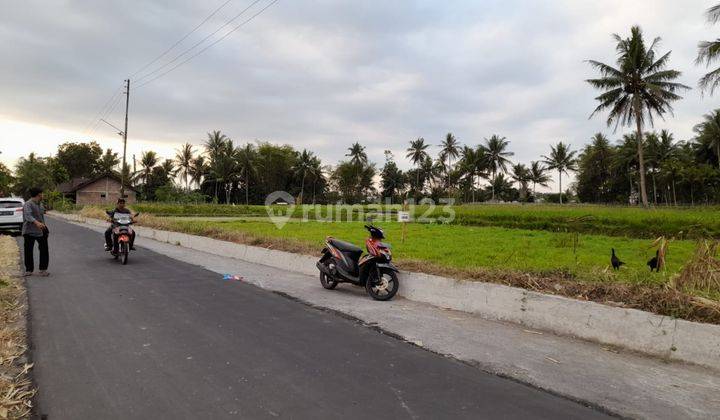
left=51, top=212, right=720, bottom=371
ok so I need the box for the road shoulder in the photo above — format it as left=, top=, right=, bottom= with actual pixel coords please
left=0, top=235, right=35, bottom=418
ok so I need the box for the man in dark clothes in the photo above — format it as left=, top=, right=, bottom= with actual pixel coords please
left=104, top=198, right=136, bottom=253
left=22, top=187, right=49, bottom=276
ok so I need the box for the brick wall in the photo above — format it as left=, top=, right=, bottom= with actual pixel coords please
left=75, top=177, right=136, bottom=205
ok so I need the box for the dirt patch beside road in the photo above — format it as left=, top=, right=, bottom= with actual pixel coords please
left=0, top=236, right=35, bottom=419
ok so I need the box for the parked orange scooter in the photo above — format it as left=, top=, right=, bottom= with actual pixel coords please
left=316, top=225, right=399, bottom=300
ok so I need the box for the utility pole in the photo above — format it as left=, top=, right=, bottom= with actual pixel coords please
left=121, top=79, right=130, bottom=198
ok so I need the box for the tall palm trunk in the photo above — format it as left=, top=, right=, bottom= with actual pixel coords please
left=558, top=170, right=563, bottom=205
left=312, top=179, right=316, bottom=205
left=634, top=102, right=649, bottom=208
left=415, top=170, right=420, bottom=197
left=245, top=172, right=250, bottom=206
left=491, top=170, right=496, bottom=201
left=652, top=173, right=657, bottom=205
left=299, top=171, right=306, bottom=205
left=672, top=179, right=677, bottom=206
left=471, top=174, right=476, bottom=203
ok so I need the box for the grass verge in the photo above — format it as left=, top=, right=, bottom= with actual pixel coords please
left=0, top=236, right=35, bottom=419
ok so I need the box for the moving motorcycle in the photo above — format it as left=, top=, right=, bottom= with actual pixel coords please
left=316, top=225, right=399, bottom=301
left=106, top=211, right=139, bottom=265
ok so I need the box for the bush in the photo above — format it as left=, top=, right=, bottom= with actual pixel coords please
left=153, top=185, right=209, bottom=204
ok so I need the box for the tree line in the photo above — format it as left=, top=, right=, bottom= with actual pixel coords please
left=2, top=117, right=718, bottom=206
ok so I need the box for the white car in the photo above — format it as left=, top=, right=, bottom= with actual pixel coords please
left=0, top=197, right=24, bottom=232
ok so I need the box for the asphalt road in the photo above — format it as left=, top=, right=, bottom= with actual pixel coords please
left=21, top=218, right=612, bottom=419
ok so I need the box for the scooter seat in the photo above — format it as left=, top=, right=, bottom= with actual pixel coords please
left=329, top=238, right=362, bottom=253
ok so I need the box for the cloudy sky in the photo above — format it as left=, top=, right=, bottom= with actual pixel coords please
left=1, top=0, right=719, bottom=188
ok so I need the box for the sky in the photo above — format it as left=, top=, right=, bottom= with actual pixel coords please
left=1, top=0, right=719, bottom=190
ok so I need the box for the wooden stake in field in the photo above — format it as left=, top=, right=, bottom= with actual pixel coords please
left=399, top=201, right=410, bottom=243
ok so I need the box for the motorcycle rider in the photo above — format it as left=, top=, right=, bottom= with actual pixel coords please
left=104, top=198, right=136, bottom=254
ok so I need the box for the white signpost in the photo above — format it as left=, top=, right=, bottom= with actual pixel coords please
left=398, top=210, right=410, bottom=242
left=397, top=211, right=410, bottom=223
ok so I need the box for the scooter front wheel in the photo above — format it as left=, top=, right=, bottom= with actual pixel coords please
left=121, top=242, right=129, bottom=265
left=366, top=269, right=399, bottom=301
left=319, top=270, right=338, bottom=290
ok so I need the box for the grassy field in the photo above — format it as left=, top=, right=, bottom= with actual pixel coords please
left=163, top=218, right=695, bottom=285
left=116, top=202, right=720, bottom=239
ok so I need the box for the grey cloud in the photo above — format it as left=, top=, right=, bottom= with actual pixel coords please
left=0, top=0, right=716, bottom=177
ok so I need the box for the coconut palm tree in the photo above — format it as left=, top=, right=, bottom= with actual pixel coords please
left=459, top=145, right=488, bottom=203
left=543, top=142, right=577, bottom=204
left=529, top=161, right=551, bottom=199
left=345, top=141, right=368, bottom=198
left=587, top=25, right=690, bottom=208
left=135, top=151, right=158, bottom=187
left=346, top=142, right=367, bottom=165
left=654, top=130, right=678, bottom=205
left=189, top=156, right=207, bottom=190
left=693, top=109, right=720, bottom=169
left=308, top=158, right=325, bottom=204
left=205, top=130, right=228, bottom=158
left=160, top=159, right=178, bottom=183
left=696, top=4, right=720, bottom=94
left=293, top=149, right=316, bottom=204
left=406, top=137, right=430, bottom=193
left=511, top=163, right=531, bottom=201
left=175, top=142, right=195, bottom=191
left=440, top=132, right=460, bottom=187
left=235, top=143, right=257, bottom=206
left=211, top=140, right=238, bottom=204
left=481, top=135, right=513, bottom=200
left=204, top=130, right=229, bottom=202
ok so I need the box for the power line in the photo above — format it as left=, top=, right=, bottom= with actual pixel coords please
left=129, top=0, right=237, bottom=78
left=136, top=0, right=278, bottom=89
left=88, top=90, right=125, bottom=137
left=82, top=83, right=123, bottom=135
left=133, top=0, right=265, bottom=85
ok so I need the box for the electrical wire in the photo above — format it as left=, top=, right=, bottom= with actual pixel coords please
left=82, top=83, right=123, bottom=135
left=88, top=89, right=125, bottom=137
left=136, top=0, right=278, bottom=89
left=133, top=0, right=265, bottom=85
left=129, top=0, right=237, bottom=78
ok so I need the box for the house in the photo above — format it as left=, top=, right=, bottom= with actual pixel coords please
left=58, top=175, right=137, bottom=205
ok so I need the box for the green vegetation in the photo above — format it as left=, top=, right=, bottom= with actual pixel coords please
left=108, top=203, right=720, bottom=240
left=165, top=217, right=696, bottom=287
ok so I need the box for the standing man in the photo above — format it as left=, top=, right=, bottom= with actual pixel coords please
left=22, top=187, right=49, bottom=277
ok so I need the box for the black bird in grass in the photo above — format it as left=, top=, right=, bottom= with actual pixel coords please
left=647, top=250, right=660, bottom=272
left=610, top=248, right=624, bottom=270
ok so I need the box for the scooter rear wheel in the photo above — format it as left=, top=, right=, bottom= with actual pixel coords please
left=319, top=270, right=338, bottom=290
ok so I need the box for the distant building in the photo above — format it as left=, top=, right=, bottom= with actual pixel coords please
left=58, top=175, right=137, bottom=205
